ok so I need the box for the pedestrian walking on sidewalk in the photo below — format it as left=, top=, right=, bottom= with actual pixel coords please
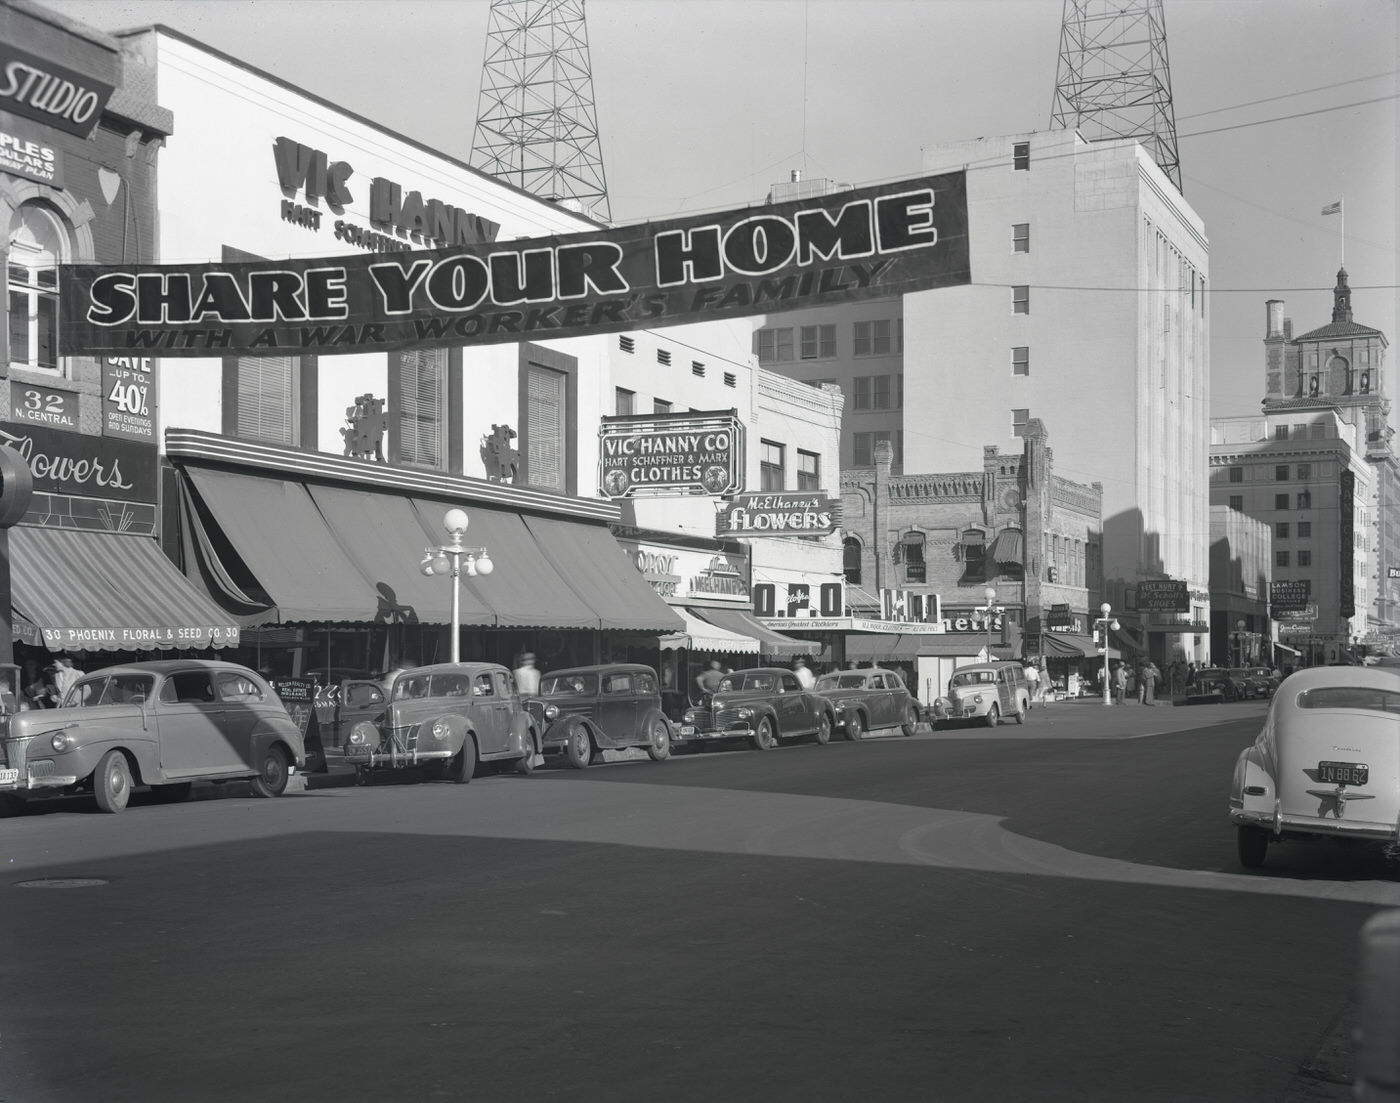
left=1141, top=661, right=1160, bottom=705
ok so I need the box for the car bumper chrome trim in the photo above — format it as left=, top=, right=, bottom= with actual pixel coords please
left=346, top=749, right=456, bottom=767
left=1230, top=807, right=1399, bottom=842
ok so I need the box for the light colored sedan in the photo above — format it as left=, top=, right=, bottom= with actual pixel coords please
left=0, top=660, right=306, bottom=815
left=1228, top=666, right=1400, bottom=868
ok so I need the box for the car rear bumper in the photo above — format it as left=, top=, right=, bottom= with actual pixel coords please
left=1230, top=807, right=1400, bottom=842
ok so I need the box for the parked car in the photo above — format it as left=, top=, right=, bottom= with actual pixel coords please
left=1245, top=666, right=1280, bottom=695
left=1224, top=668, right=1268, bottom=700
left=814, top=667, right=920, bottom=740
left=525, top=664, right=673, bottom=768
left=930, top=661, right=1029, bottom=728
left=287, top=674, right=391, bottom=777
left=343, top=662, right=537, bottom=782
left=0, top=660, right=306, bottom=815
left=1228, top=666, right=1400, bottom=868
left=679, top=667, right=836, bottom=751
left=1179, top=667, right=1230, bottom=705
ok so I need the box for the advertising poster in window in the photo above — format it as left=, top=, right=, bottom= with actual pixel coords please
left=60, top=171, right=972, bottom=357
left=599, top=410, right=743, bottom=498
left=101, top=355, right=157, bottom=442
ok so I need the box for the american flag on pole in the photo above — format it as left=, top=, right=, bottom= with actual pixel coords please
left=1321, top=201, right=1342, bottom=216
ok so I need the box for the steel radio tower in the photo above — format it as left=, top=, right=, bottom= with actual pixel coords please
left=1049, top=0, right=1181, bottom=192
left=470, top=0, right=612, bottom=222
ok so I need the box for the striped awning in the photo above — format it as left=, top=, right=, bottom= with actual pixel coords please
left=660, top=607, right=760, bottom=654
left=9, top=526, right=241, bottom=652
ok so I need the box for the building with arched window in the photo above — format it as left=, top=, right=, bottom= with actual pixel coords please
left=1, top=0, right=237, bottom=662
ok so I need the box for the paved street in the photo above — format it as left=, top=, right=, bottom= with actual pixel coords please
left=2, top=699, right=1396, bottom=1103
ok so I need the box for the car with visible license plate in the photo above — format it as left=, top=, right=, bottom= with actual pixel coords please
left=679, top=668, right=836, bottom=751
left=930, top=661, right=1029, bottom=728
left=0, top=660, right=306, bottom=815
left=525, top=663, right=673, bottom=768
left=814, top=667, right=920, bottom=741
left=1228, top=666, right=1400, bottom=868
left=343, top=662, right=537, bottom=782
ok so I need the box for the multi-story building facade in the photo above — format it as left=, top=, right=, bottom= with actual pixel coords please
left=755, top=132, right=1210, bottom=665
left=1208, top=505, right=1272, bottom=666
left=0, top=0, right=239, bottom=664
left=1260, top=276, right=1396, bottom=646
left=1210, top=408, right=1373, bottom=665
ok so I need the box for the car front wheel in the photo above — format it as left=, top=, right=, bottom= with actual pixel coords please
left=250, top=746, right=289, bottom=798
left=985, top=704, right=1000, bottom=729
left=515, top=731, right=537, bottom=776
left=751, top=717, right=775, bottom=751
left=1237, top=826, right=1269, bottom=869
left=846, top=711, right=863, bottom=742
left=646, top=719, right=671, bottom=762
left=813, top=713, right=831, bottom=745
left=565, top=725, right=593, bottom=769
left=448, top=738, right=476, bottom=784
left=93, top=749, right=132, bottom=813
left=902, top=705, right=919, bottom=737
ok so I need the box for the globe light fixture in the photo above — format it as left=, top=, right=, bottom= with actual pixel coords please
left=418, top=508, right=493, bottom=663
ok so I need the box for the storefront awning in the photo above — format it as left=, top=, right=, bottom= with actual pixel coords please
left=1041, top=632, right=1118, bottom=661
left=846, top=634, right=988, bottom=661
left=661, top=607, right=760, bottom=654
left=1273, top=641, right=1301, bottom=657
left=9, top=526, right=240, bottom=652
left=690, top=607, right=820, bottom=656
left=178, top=465, right=682, bottom=632
left=990, top=530, right=1024, bottom=565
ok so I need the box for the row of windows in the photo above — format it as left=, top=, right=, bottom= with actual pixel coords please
left=1227, top=463, right=1315, bottom=482
left=1276, top=551, right=1313, bottom=568
left=852, top=430, right=903, bottom=467
left=615, top=382, right=734, bottom=417
left=755, top=319, right=903, bottom=363
left=617, top=335, right=709, bottom=377
left=1227, top=493, right=1313, bottom=512
left=759, top=440, right=822, bottom=492
left=1275, top=522, right=1313, bottom=539
left=852, top=374, right=902, bottom=411
left=1275, top=423, right=1332, bottom=441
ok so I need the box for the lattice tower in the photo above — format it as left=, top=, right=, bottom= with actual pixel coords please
left=1049, top=0, right=1181, bottom=191
left=470, top=0, right=611, bottom=221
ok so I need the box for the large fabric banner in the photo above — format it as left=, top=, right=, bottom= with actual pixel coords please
left=59, top=172, right=969, bottom=358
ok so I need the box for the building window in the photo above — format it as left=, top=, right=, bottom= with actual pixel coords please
left=236, top=354, right=297, bottom=445
left=1297, top=521, right=1311, bottom=538
left=1275, top=425, right=1289, bottom=441
left=1274, top=494, right=1290, bottom=510
left=1229, top=495, right=1243, bottom=512
left=1296, top=463, right=1311, bottom=479
left=1297, top=491, right=1311, bottom=510
left=524, top=360, right=567, bottom=491
left=1012, top=408, right=1030, bottom=437
left=755, top=327, right=793, bottom=362
left=657, top=349, right=671, bottom=366
left=760, top=440, right=785, bottom=491
left=1013, top=142, right=1029, bottom=170
left=1012, top=347, right=1030, bottom=376
left=1275, top=465, right=1289, bottom=481
left=1012, top=223, right=1030, bottom=253
left=960, top=529, right=987, bottom=580
left=7, top=202, right=64, bottom=374
left=843, top=537, right=862, bottom=585
left=797, top=449, right=820, bottom=490
left=1297, top=550, right=1312, bottom=568
left=653, top=398, right=672, bottom=416
left=1275, top=522, right=1290, bottom=539
left=901, top=531, right=926, bottom=584
left=1228, top=467, right=1243, bottom=483
left=800, top=324, right=836, bottom=359
left=396, top=347, right=446, bottom=467
left=614, top=388, right=634, bottom=416
left=853, top=375, right=893, bottom=410
left=1276, top=550, right=1290, bottom=568
left=1012, top=286, right=1029, bottom=314
left=853, top=431, right=893, bottom=467
left=853, top=319, right=892, bottom=356
left=1310, top=422, right=1326, bottom=439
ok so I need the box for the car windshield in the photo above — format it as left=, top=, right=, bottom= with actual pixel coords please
left=1227, top=669, right=1251, bottom=678
left=950, top=670, right=995, bottom=688
left=540, top=673, right=597, bottom=696
left=63, top=674, right=155, bottom=708
left=1297, top=686, right=1400, bottom=715
left=816, top=674, right=868, bottom=690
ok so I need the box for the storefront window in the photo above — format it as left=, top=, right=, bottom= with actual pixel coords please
left=7, top=203, right=66, bottom=374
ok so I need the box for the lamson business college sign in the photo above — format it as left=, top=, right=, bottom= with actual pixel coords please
left=60, top=172, right=971, bottom=357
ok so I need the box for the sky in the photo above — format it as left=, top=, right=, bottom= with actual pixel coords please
left=43, top=0, right=1400, bottom=423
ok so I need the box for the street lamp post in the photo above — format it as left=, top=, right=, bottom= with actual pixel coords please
left=420, top=508, right=493, bottom=664
left=1096, top=602, right=1120, bottom=707
left=980, top=586, right=1003, bottom=661
left=1235, top=619, right=1247, bottom=667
